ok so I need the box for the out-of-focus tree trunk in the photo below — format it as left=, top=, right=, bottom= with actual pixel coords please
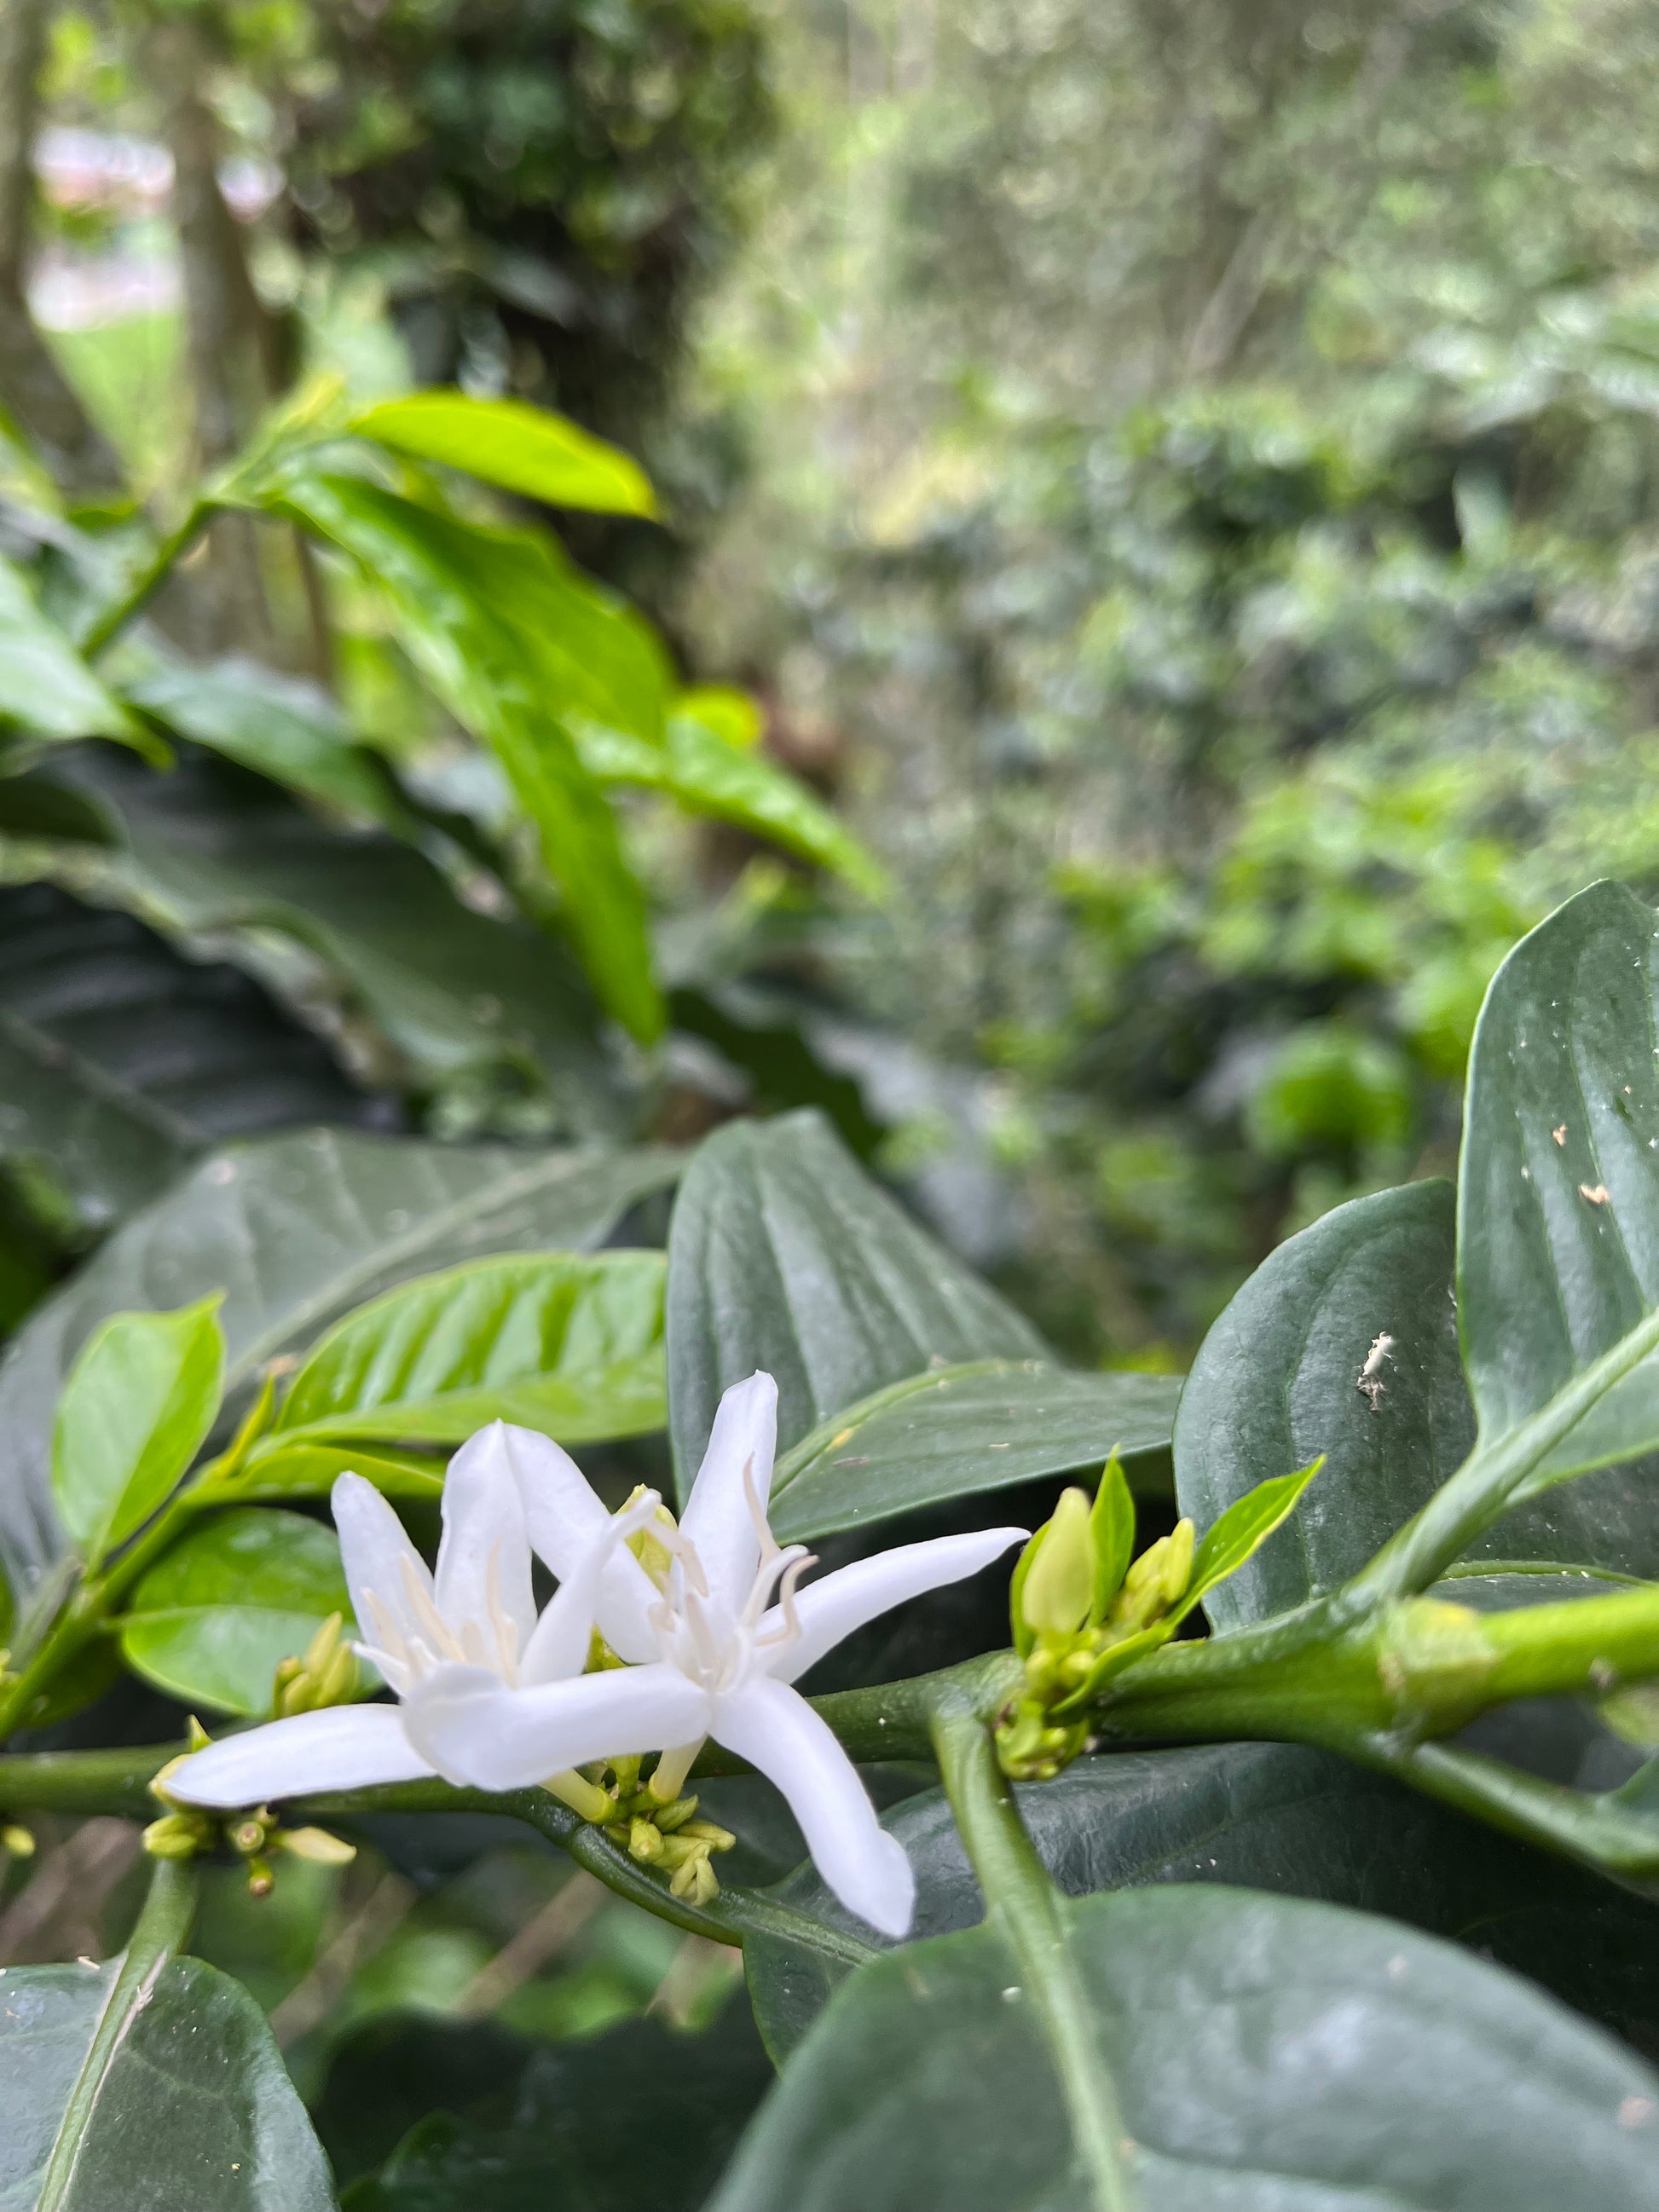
left=150, top=10, right=280, bottom=653
left=0, top=0, right=125, bottom=500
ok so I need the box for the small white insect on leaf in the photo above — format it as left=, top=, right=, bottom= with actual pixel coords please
left=1357, top=1331, right=1395, bottom=1412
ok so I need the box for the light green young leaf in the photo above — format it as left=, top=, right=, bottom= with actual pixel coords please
left=1173, top=1459, right=1322, bottom=1626
left=678, top=683, right=763, bottom=748
left=118, top=1505, right=358, bottom=1717
left=351, top=390, right=658, bottom=517
left=659, top=702, right=885, bottom=896
left=0, top=1129, right=680, bottom=1597
left=227, top=1440, right=445, bottom=1504
left=51, top=1296, right=224, bottom=1567
left=0, top=552, right=146, bottom=745
left=263, top=1249, right=667, bottom=1449
left=576, top=699, right=886, bottom=896
left=267, top=472, right=662, bottom=1040
left=1088, top=1453, right=1136, bottom=1624
left=269, top=473, right=668, bottom=751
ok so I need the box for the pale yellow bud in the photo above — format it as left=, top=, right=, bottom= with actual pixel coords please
left=1161, top=1518, right=1195, bottom=1608
left=276, top=1826, right=357, bottom=1867
left=1020, top=1488, right=1095, bottom=1637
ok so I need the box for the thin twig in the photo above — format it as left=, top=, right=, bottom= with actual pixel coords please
left=0, top=1819, right=141, bottom=1967
left=454, top=1872, right=605, bottom=2019
left=269, top=1868, right=417, bottom=2047
left=647, top=1933, right=743, bottom=2028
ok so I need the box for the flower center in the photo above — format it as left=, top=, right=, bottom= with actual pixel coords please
left=638, top=1461, right=816, bottom=1695
left=356, top=1541, right=523, bottom=1695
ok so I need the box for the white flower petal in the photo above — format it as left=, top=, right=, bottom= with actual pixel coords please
left=499, top=1424, right=660, bottom=1663
left=681, top=1371, right=777, bottom=1612
left=332, top=1474, right=436, bottom=1654
left=401, top=1661, right=712, bottom=1792
left=760, top=1526, right=1029, bottom=1684
left=711, top=1674, right=915, bottom=1938
left=518, top=1521, right=616, bottom=1686
left=433, top=1424, right=536, bottom=1669
left=166, top=1705, right=435, bottom=1808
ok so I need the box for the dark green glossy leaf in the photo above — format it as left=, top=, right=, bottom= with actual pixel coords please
left=0, top=1127, right=679, bottom=1595
left=768, top=1360, right=1178, bottom=1545
left=1459, top=881, right=1659, bottom=1491
left=344, top=2000, right=772, bottom=2212
left=118, top=1505, right=356, bottom=1716
left=0, top=878, right=374, bottom=1231
left=0, top=552, right=140, bottom=745
left=269, top=473, right=662, bottom=1041
left=54, top=742, right=617, bottom=1121
left=749, top=1742, right=1659, bottom=2062
left=666, top=1109, right=1048, bottom=1500
left=51, top=1297, right=223, bottom=1567
left=1173, top=1176, right=1659, bottom=1625
left=720, top=1882, right=1659, bottom=2212
left=0, top=1952, right=334, bottom=2211
left=0, top=771, right=115, bottom=844
left=124, top=656, right=417, bottom=832
left=265, top=1249, right=666, bottom=1449
left=351, top=390, right=658, bottom=517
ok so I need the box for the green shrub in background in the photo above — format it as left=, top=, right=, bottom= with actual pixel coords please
left=676, top=0, right=1659, bottom=1366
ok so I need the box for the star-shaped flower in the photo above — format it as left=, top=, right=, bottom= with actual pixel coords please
left=171, top=1373, right=1026, bottom=1938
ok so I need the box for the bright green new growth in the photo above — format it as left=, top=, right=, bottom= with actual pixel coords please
left=1000, top=1454, right=1318, bottom=1779
left=51, top=1297, right=226, bottom=1568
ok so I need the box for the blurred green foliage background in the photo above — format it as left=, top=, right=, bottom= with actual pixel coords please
left=12, top=0, right=1659, bottom=1361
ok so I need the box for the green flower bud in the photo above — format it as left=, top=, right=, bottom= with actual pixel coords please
left=628, top=1816, right=665, bottom=1863
left=142, top=1811, right=209, bottom=1860
left=1, top=1823, right=34, bottom=1858
left=1020, top=1487, right=1095, bottom=1637
left=276, top=1825, right=357, bottom=1867
left=274, top=1614, right=360, bottom=1718
left=650, top=1793, right=699, bottom=1834
left=669, top=1848, right=720, bottom=1905
left=1113, top=1518, right=1197, bottom=1632
left=679, top=1818, right=736, bottom=1853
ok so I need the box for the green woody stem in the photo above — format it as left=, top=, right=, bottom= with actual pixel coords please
left=934, top=1704, right=1139, bottom=2212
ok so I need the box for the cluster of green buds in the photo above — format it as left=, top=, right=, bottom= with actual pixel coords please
left=271, top=1613, right=358, bottom=1717
left=997, top=1456, right=1196, bottom=1782
left=558, top=1750, right=736, bottom=1907
left=144, top=1719, right=357, bottom=1895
